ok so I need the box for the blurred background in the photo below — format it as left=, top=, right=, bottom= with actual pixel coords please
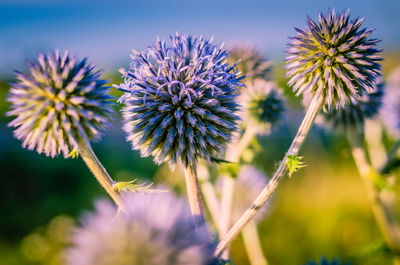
left=1, top=0, right=400, bottom=264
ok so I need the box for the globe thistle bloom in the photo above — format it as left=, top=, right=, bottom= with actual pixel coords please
left=66, top=192, right=213, bottom=265
left=116, top=33, right=243, bottom=170
left=7, top=50, right=114, bottom=157
left=321, top=80, right=383, bottom=132
left=286, top=9, right=382, bottom=108
left=218, top=165, right=269, bottom=223
left=227, top=44, right=270, bottom=82
left=381, top=67, right=400, bottom=136
left=239, top=79, right=285, bottom=134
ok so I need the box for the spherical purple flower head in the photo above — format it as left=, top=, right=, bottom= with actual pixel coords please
left=381, top=67, right=400, bottom=136
left=116, top=33, right=244, bottom=170
left=321, top=80, right=383, bottom=132
left=239, top=79, right=285, bottom=134
left=66, top=192, right=213, bottom=265
left=227, top=44, right=270, bottom=83
left=285, top=9, right=382, bottom=109
left=217, top=165, right=269, bottom=223
left=7, top=50, right=114, bottom=158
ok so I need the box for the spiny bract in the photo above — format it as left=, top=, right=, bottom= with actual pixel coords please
left=66, top=192, right=213, bottom=265
left=227, top=44, right=270, bottom=82
left=239, top=79, right=285, bottom=134
left=321, top=80, right=383, bottom=132
left=286, top=9, right=382, bottom=108
left=116, top=33, right=244, bottom=170
left=7, top=50, right=114, bottom=158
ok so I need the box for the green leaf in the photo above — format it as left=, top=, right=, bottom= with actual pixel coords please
left=219, top=162, right=240, bottom=178
left=380, top=158, right=400, bottom=174
left=285, top=155, right=306, bottom=177
left=210, top=156, right=233, bottom=164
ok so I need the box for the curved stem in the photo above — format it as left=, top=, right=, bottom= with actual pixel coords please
left=348, top=131, right=400, bottom=256
left=242, top=222, right=269, bottom=265
left=214, top=94, right=323, bottom=257
left=79, top=141, right=122, bottom=208
left=184, top=166, right=205, bottom=224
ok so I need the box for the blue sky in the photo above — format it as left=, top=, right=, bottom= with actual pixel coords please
left=0, top=0, right=399, bottom=75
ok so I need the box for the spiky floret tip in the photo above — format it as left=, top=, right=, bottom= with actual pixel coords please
left=285, top=9, right=382, bottom=109
left=7, top=50, right=115, bottom=158
left=116, top=33, right=244, bottom=170
left=240, top=79, right=285, bottom=134
left=227, top=44, right=270, bottom=82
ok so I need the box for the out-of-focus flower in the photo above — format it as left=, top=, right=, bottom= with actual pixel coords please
left=116, top=33, right=243, bottom=170
left=227, top=44, right=270, bottom=82
left=285, top=9, right=382, bottom=109
left=218, top=165, right=269, bottom=223
left=239, top=79, right=285, bottom=134
left=7, top=50, right=114, bottom=157
left=381, top=67, right=400, bottom=136
left=66, top=192, right=213, bottom=265
left=321, top=80, right=383, bottom=132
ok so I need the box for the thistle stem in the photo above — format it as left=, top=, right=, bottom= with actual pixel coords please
left=197, top=163, right=221, bottom=230
left=219, top=174, right=235, bottom=259
left=219, top=127, right=257, bottom=259
left=242, top=221, right=269, bottom=265
left=214, top=94, right=323, bottom=257
left=364, top=119, right=387, bottom=170
left=79, top=141, right=122, bottom=209
left=184, top=166, right=205, bottom=223
left=347, top=131, right=400, bottom=256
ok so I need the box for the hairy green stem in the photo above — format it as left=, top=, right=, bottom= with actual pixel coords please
left=242, top=221, right=269, bottom=265
left=79, top=141, right=122, bottom=208
left=184, top=166, right=205, bottom=224
left=348, top=131, right=400, bottom=257
left=214, top=94, right=323, bottom=257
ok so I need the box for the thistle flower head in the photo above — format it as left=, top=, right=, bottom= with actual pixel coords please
left=7, top=50, right=114, bottom=158
left=227, top=44, right=270, bottom=82
left=217, top=165, right=269, bottom=223
left=66, top=192, right=213, bottom=265
left=239, top=79, right=285, bottom=134
left=381, top=67, right=400, bottom=136
left=321, top=80, right=383, bottom=132
left=116, top=33, right=244, bottom=170
left=286, top=9, right=382, bottom=108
